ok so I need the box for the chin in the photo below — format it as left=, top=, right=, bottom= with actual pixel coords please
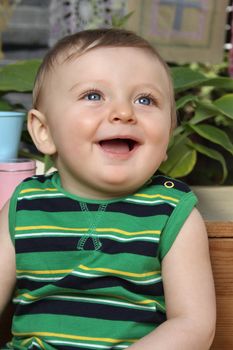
left=100, top=177, right=145, bottom=195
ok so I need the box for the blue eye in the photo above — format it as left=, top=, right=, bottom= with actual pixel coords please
left=136, top=96, right=154, bottom=106
left=85, top=93, right=101, bottom=101
left=138, top=97, right=150, bottom=105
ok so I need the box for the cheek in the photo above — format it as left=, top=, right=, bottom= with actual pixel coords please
left=148, top=120, right=171, bottom=146
left=52, top=119, right=96, bottom=156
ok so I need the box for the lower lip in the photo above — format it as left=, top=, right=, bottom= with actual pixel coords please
left=97, top=143, right=139, bottom=160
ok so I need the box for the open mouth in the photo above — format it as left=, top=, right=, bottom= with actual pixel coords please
left=99, top=138, right=139, bottom=154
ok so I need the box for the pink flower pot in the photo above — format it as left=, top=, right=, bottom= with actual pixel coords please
left=0, top=159, right=36, bottom=210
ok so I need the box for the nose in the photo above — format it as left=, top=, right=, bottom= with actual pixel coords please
left=108, top=102, right=137, bottom=124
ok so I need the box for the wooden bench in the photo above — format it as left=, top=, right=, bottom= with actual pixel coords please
left=1, top=221, right=233, bottom=349
left=208, top=221, right=233, bottom=350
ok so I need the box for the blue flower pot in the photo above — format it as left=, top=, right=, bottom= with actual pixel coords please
left=0, top=111, right=26, bottom=161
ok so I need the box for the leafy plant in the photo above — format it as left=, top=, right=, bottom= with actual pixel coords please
left=159, top=65, right=233, bottom=184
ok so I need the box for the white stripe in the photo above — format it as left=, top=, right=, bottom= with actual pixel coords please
left=99, top=234, right=159, bottom=242
left=50, top=339, right=109, bottom=349
left=13, top=295, right=156, bottom=311
left=72, top=271, right=103, bottom=278
left=15, top=232, right=84, bottom=238
left=127, top=276, right=162, bottom=284
left=15, top=232, right=159, bottom=242
left=18, top=193, right=65, bottom=200
left=13, top=298, right=31, bottom=304
left=17, top=272, right=161, bottom=285
left=28, top=341, right=42, bottom=349
left=48, top=295, right=156, bottom=311
left=49, top=339, right=128, bottom=349
left=17, top=275, right=62, bottom=281
left=100, top=234, right=159, bottom=242
left=125, top=198, right=176, bottom=206
left=72, top=271, right=162, bottom=285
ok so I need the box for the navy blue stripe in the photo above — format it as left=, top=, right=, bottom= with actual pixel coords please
left=16, top=237, right=158, bottom=257
left=15, top=299, right=166, bottom=323
left=151, top=175, right=191, bottom=192
left=17, top=274, right=164, bottom=297
left=16, top=198, right=174, bottom=216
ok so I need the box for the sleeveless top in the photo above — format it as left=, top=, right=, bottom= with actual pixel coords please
left=5, top=172, right=197, bottom=350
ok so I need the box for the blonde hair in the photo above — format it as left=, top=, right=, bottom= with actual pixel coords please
left=33, top=28, right=176, bottom=129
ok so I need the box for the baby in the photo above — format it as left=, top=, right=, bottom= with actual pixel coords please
left=0, top=28, right=215, bottom=349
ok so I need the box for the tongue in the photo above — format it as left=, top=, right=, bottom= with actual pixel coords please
left=100, top=139, right=130, bottom=154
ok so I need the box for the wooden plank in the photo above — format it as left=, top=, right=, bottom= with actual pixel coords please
left=209, top=238, right=233, bottom=350
left=0, top=303, right=14, bottom=346
left=210, top=296, right=233, bottom=350
left=206, top=221, right=233, bottom=238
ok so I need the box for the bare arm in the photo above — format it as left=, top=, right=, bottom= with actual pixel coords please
left=0, top=201, right=16, bottom=315
left=128, top=208, right=216, bottom=349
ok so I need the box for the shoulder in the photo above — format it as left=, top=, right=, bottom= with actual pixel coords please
left=20, top=172, right=55, bottom=187
left=8, top=172, right=59, bottom=214
left=130, top=175, right=196, bottom=207
left=14, top=172, right=57, bottom=197
left=150, top=175, right=193, bottom=194
left=147, top=176, right=198, bottom=260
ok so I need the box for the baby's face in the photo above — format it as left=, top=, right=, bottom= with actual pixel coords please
left=43, top=46, right=172, bottom=199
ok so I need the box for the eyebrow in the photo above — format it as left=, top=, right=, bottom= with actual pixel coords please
left=138, top=83, right=165, bottom=98
left=69, top=80, right=107, bottom=92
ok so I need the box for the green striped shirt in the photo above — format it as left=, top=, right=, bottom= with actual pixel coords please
left=5, top=172, right=197, bottom=350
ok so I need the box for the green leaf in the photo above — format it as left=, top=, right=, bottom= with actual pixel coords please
left=176, top=94, right=197, bottom=110
left=44, top=155, right=55, bottom=173
left=213, top=94, right=233, bottom=120
left=172, top=125, right=185, bottom=137
left=159, top=136, right=196, bottom=177
left=112, top=11, right=134, bottom=28
left=172, top=68, right=233, bottom=93
left=0, top=98, right=13, bottom=110
left=171, top=67, right=209, bottom=92
left=0, top=59, right=41, bottom=92
left=189, top=124, right=233, bottom=155
left=167, top=149, right=196, bottom=178
left=19, top=150, right=44, bottom=162
left=190, top=141, right=227, bottom=183
left=202, top=77, right=233, bottom=90
left=189, top=102, right=218, bottom=125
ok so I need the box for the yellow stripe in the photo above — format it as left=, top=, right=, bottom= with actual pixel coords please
left=37, top=337, right=46, bottom=349
left=13, top=331, right=136, bottom=344
left=138, top=299, right=157, bottom=305
left=15, top=225, right=88, bottom=232
left=20, top=292, right=163, bottom=309
left=20, top=188, right=58, bottom=194
left=15, top=226, right=160, bottom=235
left=105, top=293, right=164, bottom=308
left=106, top=293, right=155, bottom=305
left=21, top=293, right=39, bottom=300
left=21, top=337, right=46, bottom=349
left=79, top=265, right=158, bottom=278
left=21, top=337, right=45, bottom=350
left=21, top=292, right=160, bottom=306
left=96, top=228, right=160, bottom=235
left=16, top=269, right=72, bottom=275
left=134, top=193, right=179, bottom=202
left=21, top=338, right=33, bottom=346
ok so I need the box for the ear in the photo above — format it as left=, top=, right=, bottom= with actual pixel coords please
left=27, top=109, right=56, bottom=155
